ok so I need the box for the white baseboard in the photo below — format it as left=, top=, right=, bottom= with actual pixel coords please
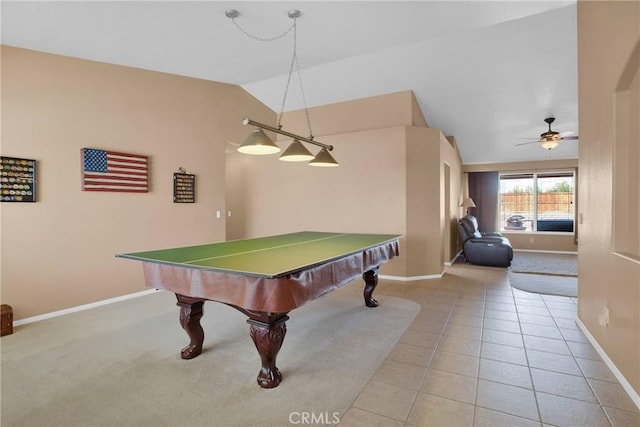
left=380, top=273, right=444, bottom=282
left=13, top=288, right=160, bottom=327
left=513, top=249, right=578, bottom=255
left=575, top=317, right=640, bottom=410
left=445, top=249, right=464, bottom=266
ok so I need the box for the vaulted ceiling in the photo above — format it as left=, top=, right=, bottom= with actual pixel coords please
left=2, top=1, right=578, bottom=164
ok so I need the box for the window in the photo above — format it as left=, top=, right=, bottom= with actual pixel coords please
left=499, top=171, right=575, bottom=232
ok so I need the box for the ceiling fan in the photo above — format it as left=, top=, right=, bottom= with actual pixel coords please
left=516, top=117, right=579, bottom=150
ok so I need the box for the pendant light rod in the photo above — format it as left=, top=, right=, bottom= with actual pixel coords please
left=242, top=118, right=333, bottom=151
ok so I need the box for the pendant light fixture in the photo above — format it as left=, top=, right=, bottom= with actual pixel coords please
left=237, top=128, right=281, bottom=155
left=226, top=9, right=339, bottom=167
left=309, top=148, right=339, bottom=167
left=279, top=140, right=314, bottom=162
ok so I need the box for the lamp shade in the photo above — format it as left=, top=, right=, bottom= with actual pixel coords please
left=308, top=148, right=339, bottom=167
left=540, top=139, right=559, bottom=150
left=279, top=139, right=315, bottom=162
left=237, top=128, right=281, bottom=155
left=460, top=198, right=476, bottom=209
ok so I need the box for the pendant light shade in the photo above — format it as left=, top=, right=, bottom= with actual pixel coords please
left=279, top=140, right=315, bottom=162
left=237, top=128, right=281, bottom=155
left=309, top=148, right=339, bottom=167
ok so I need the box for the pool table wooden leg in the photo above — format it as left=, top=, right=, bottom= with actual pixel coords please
left=175, top=294, right=205, bottom=360
left=247, top=315, right=289, bottom=389
left=363, top=267, right=380, bottom=307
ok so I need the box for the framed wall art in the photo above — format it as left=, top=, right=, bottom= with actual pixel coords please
left=173, top=172, right=195, bottom=203
left=81, top=148, right=149, bottom=193
left=1, top=156, right=36, bottom=202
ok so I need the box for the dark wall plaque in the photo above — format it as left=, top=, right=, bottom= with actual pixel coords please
left=1, top=156, right=36, bottom=202
left=173, top=173, right=195, bottom=203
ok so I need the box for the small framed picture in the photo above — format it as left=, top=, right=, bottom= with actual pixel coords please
left=173, top=173, right=195, bottom=203
left=1, top=156, right=36, bottom=202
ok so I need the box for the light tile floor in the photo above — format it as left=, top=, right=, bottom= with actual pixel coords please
left=339, top=263, right=640, bottom=427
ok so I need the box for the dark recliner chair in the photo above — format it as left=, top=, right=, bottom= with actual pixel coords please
left=459, top=215, right=513, bottom=267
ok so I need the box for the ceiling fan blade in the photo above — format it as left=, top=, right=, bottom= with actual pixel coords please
left=515, top=140, right=541, bottom=146
left=518, top=137, right=540, bottom=140
left=562, top=136, right=579, bottom=140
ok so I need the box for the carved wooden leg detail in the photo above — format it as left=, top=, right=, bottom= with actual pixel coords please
left=248, top=316, right=289, bottom=389
left=175, top=294, right=205, bottom=360
left=363, top=267, right=380, bottom=307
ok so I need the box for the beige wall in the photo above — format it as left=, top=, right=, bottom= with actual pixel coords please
left=442, top=135, right=464, bottom=261
left=577, top=0, right=640, bottom=397
left=226, top=91, right=464, bottom=278
left=463, top=159, right=579, bottom=252
left=226, top=126, right=408, bottom=238
left=273, top=90, right=420, bottom=138
left=404, top=127, right=442, bottom=277
left=0, top=46, right=272, bottom=320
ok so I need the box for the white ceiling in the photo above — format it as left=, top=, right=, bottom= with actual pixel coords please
left=1, top=1, right=578, bottom=164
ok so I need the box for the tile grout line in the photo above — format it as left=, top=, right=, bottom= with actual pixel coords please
left=401, top=289, right=456, bottom=426
left=541, top=294, right=616, bottom=427
left=514, top=286, right=546, bottom=426
left=470, top=282, right=487, bottom=426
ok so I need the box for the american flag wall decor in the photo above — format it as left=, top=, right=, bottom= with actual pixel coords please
left=81, top=148, right=149, bottom=193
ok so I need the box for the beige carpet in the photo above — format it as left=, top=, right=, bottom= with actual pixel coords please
left=510, top=251, right=578, bottom=277
left=508, top=252, right=578, bottom=297
left=508, top=271, right=578, bottom=297
left=1, top=285, right=419, bottom=427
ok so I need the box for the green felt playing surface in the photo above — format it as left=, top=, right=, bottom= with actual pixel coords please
left=116, top=231, right=400, bottom=278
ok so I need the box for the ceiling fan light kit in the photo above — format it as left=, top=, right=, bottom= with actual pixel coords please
left=515, top=117, right=578, bottom=150
left=540, top=138, right=560, bottom=150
